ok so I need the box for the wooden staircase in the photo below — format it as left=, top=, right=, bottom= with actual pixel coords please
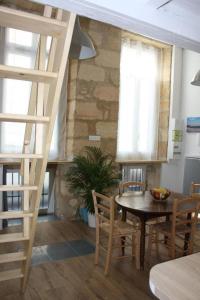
left=0, top=4, right=76, bottom=291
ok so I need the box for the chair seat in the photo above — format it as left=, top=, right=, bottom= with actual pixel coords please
left=126, top=212, right=140, bottom=227
left=153, top=221, right=193, bottom=235
left=100, top=220, right=137, bottom=235
left=126, top=212, right=163, bottom=228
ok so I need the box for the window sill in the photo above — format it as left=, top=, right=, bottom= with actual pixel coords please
left=0, top=160, right=70, bottom=165
left=116, top=160, right=167, bottom=165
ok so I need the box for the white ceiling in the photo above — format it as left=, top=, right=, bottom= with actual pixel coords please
left=33, top=0, right=200, bottom=52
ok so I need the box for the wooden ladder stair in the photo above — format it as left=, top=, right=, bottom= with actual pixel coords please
left=0, top=4, right=76, bottom=292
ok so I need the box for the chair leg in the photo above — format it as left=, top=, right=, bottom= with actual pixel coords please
left=147, top=226, right=153, bottom=260
left=155, top=231, right=159, bottom=257
left=188, top=238, right=193, bottom=255
left=134, top=232, right=140, bottom=270
left=121, top=236, right=126, bottom=256
left=104, top=235, right=113, bottom=276
left=95, top=227, right=100, bottom=265
left=169, top=238, right=175, bottom=259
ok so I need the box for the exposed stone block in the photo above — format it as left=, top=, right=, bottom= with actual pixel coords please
left=159, top=128, right=168, bottom=142
left=96, top=121, right=117, bottom=138
left=110, top=70, right=120, bottom=86
left=76, top=102, right=103, bottom=120
left=160, top=100, right=170, bottom=112
left=94, top=85, right=119, bottom=102
left=159, top=111, right=169, bottom=128
left=102, top=35, right=121, bottom=51
left=89, top=20, right=115, bottom=33
left=95, top=49, right=120, bottom=68
left=158, top=141, right=168, bottom=160
left=74, top=121, right=88, bottom=137
left=67, top=120, right=75, bottom=138
left=109, top=102, right=119, bottom=121
left=78, top=64, right=105, bottom=82
left=88, top=30, right=103, bottom=47
left=67, top=100, right=76, bottom=121
left=68, top=81, right=77, bottom=100
left=73, top=139, right=101, bottom=155
left=101, top=138, right=117, bottom=157
left=69, top=60, right=78, bottom=80
left=65, top=138, right=74, bottom=159
left=76, top=80, right=96, bottom=100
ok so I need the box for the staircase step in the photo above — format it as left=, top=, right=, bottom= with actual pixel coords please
left=0, top=252, right=26, bottom=264
left=0, top=269, right=23, bottom=282
left=0, top=6, right=67, bottom=37
left=0, top=233, right=29, bottom=243
left=0, top=211, right=33, bottom=220
left=0, top=153, right=43, bottom=159
left=0, top=185, right=37, bottom=192
left=0, top=113, right=50, bottom=123
left=0, top=64, right=57, bottom=83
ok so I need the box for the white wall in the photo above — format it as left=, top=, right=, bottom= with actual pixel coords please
left=35, top=0, right=200, bottom=52
left=161, top=48, right=200, bottom=192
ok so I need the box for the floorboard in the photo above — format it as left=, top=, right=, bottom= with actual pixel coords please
left=1, top=219, right=199, bottom=299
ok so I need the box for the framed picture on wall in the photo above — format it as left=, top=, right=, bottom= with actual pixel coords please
left=186, top=117, right=200, bottom=132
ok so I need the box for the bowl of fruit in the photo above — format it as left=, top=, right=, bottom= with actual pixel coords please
left=150, top=187, right=171, bottom=202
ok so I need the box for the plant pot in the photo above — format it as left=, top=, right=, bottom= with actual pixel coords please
left=79, top=207, right=88, bottom=223
left=88, top=212, right=96, bottom=228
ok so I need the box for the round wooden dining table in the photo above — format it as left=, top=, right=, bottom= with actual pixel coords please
left=115, top=191, right=184, bottom=269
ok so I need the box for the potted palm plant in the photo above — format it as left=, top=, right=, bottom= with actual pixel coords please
left=65, top=146, right=119, bottom=227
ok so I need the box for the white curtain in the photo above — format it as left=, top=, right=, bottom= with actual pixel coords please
left=0, top=28, right=67, bottom=160
left=117, top=38, right=161, bottom=160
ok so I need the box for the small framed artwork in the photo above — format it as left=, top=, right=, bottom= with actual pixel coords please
left=172, top=129, right=182, bottom=142
left=186, top=117, right=200, bottom=132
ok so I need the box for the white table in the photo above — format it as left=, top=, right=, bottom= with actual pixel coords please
left=149, top=252, right=200, bottom=300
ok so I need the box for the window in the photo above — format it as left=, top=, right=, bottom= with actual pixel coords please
left=117, top=37, right=161, bottom=160
left=122, top=164, right=146, bottom=191
left=3, top=165, right=55, bottom=213
left=1, top=28, right=38, bottom=153
left=0, top=28, right=67, bottom=159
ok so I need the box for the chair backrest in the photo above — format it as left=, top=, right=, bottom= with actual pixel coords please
left=92, top=190, right=115, bottom=230
left=172, top=197, right=200, bottom=238
left=119, top=181, right=145, bottom=195
left=191, top=182, right=200, bottom=198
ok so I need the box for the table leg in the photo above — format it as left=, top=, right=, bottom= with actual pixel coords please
left=184, top=213, right=192, bottom=254
left=121, top=208, right=127, bottom=256
left=121, top=209, right=127, bottom=222
left=164, top=215, right=170, bottom=244
left=139, top=216, right=146, bottom=270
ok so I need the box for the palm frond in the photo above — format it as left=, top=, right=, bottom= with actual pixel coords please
left=65, top=146, right=120, bottom=214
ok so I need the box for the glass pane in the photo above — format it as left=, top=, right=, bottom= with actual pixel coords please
left=6, top=52, right=32, bottom=68
left=7, top=28, right=35, bottom=48
left=6, top=172, right=13, bottom=184
left=7, top=197, right=12, bottom=210
left=13, top=172, right=20, bottom=184
left=43, top=172, right=49, bottom=194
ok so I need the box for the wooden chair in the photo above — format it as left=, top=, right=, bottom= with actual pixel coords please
left=118, top=181, right=145, bottom=227
left=191, top=182, right=200, bottom=198
left=119, top=181, right=146, bottom=196
left=119, top=181, right=160, bottom=229
left=191, top=182, right=200, bottom=249
left=92, top=190, right=140, bottom=275
left=147, top=197, right=200, bottom=260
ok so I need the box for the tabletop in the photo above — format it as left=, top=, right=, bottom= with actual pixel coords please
left=115, top=191, right=183, bottom=216
left=149, top=252, right=200, bottom=300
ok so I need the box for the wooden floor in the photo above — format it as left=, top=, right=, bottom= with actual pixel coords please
left=1, top=219, right=199, bottom=300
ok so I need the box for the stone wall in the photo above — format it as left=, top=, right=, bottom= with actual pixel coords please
left=66, top=18, right=121, bottom=159
left=55, top=18, right=121, bottom=219
left=55, top=19, right=172, bottom=219
left=158, top=47, right=172, bottom=159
